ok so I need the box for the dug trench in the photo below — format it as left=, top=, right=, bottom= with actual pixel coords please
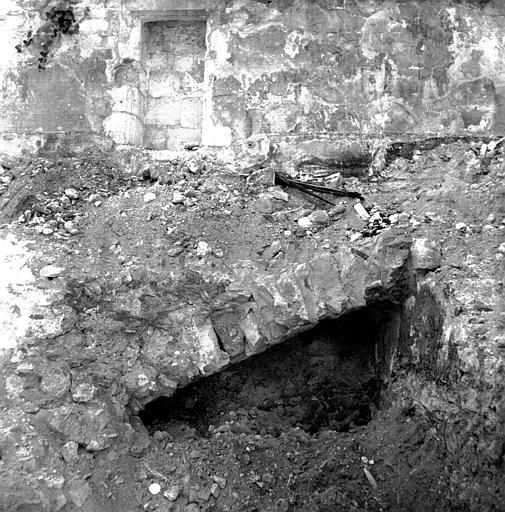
left=130, top=302, right=413, bottom=511
left=139, top=303, right=400, bottom=440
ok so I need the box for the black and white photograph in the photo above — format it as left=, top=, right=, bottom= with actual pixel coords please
left=0, top=0, right=504, bottom=510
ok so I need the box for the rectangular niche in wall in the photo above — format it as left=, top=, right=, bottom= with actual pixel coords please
left=144, top=20, right=207, bottom=150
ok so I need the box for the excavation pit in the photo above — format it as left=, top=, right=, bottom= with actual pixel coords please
left=139, top=303, right=402, bottom=439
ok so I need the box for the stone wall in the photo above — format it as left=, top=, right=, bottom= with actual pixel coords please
left=0, top=0, right=504, bottom=157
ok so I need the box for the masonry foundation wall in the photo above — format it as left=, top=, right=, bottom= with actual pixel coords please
left=0, top=0, right=504, bottom=158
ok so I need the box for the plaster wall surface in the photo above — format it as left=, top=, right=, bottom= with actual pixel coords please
left=0, top=0, right=504, bottom=157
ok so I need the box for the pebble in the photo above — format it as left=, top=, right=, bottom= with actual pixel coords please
left=63, top=221, right=75, bottom=233
left=64, top=188, right=79, bottom=200
left=196, top=241, right=212, bottom=258
left=350, top=232, right=363, bottom=242
left=41, top=226, right=54, bottom=236
left=40, top=265, right=64, bottom=278
left=297, top=216, right=312, bottom=229
left=389, top=214, right=399, bottom=224
left=498, top=243, right=505, bottom=254
left=172, top=191, right=185, bottom=204
left=149, top=483, right=161, bottom=495
left=455, top=222, right=467, bottom=232
left=143, top=192, right=156, bottom=203
left=308, top=209, right=329, bottom=225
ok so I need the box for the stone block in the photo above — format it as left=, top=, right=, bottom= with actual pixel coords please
left=180, top=97, right=203, bottom=129
left=145, top=97, right=181, bottom=126
left=103, top=112, right=144, bottom=146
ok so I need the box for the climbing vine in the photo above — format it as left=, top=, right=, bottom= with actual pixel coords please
left=15, top=3, right=89, bottom=70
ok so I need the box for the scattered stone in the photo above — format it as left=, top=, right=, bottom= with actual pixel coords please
left=64, top=188, right=79, bottom=200
left=389, top=214, right=399, bottom=224
left=325, top=172, right=343, bottom=188
left=69, top=479, right=91, bottom=508
left=60, top=441, right=79, bottom=464
left=354, top=202, right=370, bottom=220
left=198, top=485, right=212, bottom=501
left=39, top=265, right=64, bottom=278
left=308, top=209, right=329, bottom=225
left=63, top=221, right=76, bottom=233
left=212, top=476, right=227, bottom=489
left=172, top=191, right=185, bottom=204
left=41, top=226, right=54, bottom=236
left=270, top=187, right=289, bottom=202
left=71, top=382, right=96, bottom=403
left=412, top=238, right=442, bottom=271
left=168, top=247, right=184, bottom=257
left=329, top=204, right=346, bottom=216
left=455, top=222, right=467, bottom=232
left=187, top=160, right=202, bottom=174
left=210, top=482, right=220, bottom=498
left=196, top=241, right=212, bottom=258
left=143, top=192, right=156, bottom=203
left=54, top=492, right=68, bottom=511
left=498, top=243, right=505, bottom=255
left=149, top=483, right=161, bottom=495
left=40, top=370, right=70, bottom=398
left=44, top=474, right=65, bottom=489
left=297, top=216, right=312, bottom=229
left=350, top=232, right=363, bottom=242
left=164, top=485, right=180, bottom=501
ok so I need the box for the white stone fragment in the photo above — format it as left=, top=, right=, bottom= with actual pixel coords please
left=149, top=483, right=161, bottom=495
left=172, top=191, right=185, bottom=204
left=270, top=188, right=289, bottom=201
left=64, top=188, right=79, bottom=200
left=196, top=241, right=212, bottom=258
left=143, top=191, right=156, bottom=203
left=353, top=203, right=370, bottom=220
left=297, top=217, right=312, bottom=229
left=39, top=265, right=64, bottom=278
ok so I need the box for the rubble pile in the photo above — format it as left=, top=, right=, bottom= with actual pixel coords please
left=0, top=137, right=504, bottom=511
